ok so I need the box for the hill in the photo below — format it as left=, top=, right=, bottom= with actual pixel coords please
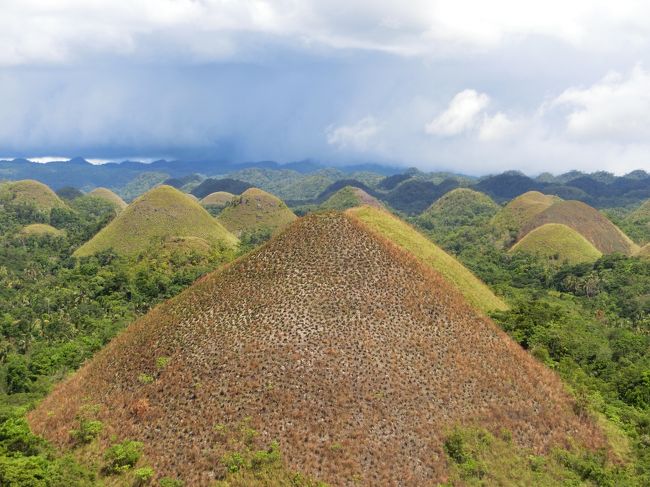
left=320, top=186, right=383, bottom=211
left=384, top=178, right=460, bottom=214
left=17, top=223, right=65, bottom=238
left=510, top=223, right=602, bottom=265
left=199, top=191, right=234, bottom=208
left=519, top=200, right=638, bottom=255
left=88, top=187, right=127, bottom=211
left=216, top=188, right=297, bottom=237
left=348, top=205, right=507, bottom=313
left=0, top=179, right=66, bottom=211
left=491, top=191, right=560, bottom=234
left=419, top=188, right=499, bottom=228
left=29, top=212, right=602, bottom=485
left=74, top=185, right=237, bottom=257
left=622, top=199, right=650, bottom=245
left=638, top=244, right=650, bottom=258
left=191, top=178, right=253, bottom=199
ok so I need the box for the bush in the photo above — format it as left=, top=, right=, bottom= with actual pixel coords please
left=134, top=466, right=154, bottom=485
left=70, top=419, right=103, bottom=445
left=103, top=440, right=144, bottom=474
left=159, top=477, right=184, bottom=487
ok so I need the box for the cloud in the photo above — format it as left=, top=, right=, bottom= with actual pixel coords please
left=478, top=112, right=521, bottom=141
left=551, top=65, right=650, bottom=142
left=4, top=1, right=650, bottom=66
left=326, top=117, right=381, bottom=151
left=425, top=90, right=489, bottom=136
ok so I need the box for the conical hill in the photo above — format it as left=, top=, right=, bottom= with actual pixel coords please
left=348, top=205, right=507, bottom=313
left=320, top=185, right=383, bottom=210
left=0, top=179, right=66, bottom=211
left=88, top=187, right=127, bottom=210
left=30, top=212, right=602, bottom=485
left=199, top=191, right=234, bottom=208
left=74, top=185, right=237, bottom=257
left=519, top=200, right=637, bottom=255
left=216, top=187, right=296, bottom=236
left=491, top=190, right=560, bottom=232
left=510, top=223, right=602, bottom=265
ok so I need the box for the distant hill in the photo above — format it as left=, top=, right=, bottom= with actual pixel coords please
left=217, top=188, right=297, bottom=237
left=55, top=186, right=84, bottom=201
left=200, top=191, right=234, bottom=208
left=622, top=199, right=650, bottom=245
left=419, top=188, right=499, bottom=228
left=320, top=186, right=383, bottom=211
left=191, top=178, right=253, bottom=199
left=348, top=205, right=507, bottom=313
left=384, top=178, right=460, bottom=214
left=74, top=185, right=237, bottom=257
left=0, top=179, right=66, bottom=212
left=519, top=200, right=638, bottom=255
left=17, top=223, right=65, bottom=238
left=491, top=191, right=561, bottom=235
left=510, top=223, right=602, bottom=265
left=30, top=212, right=602, bottom=485
left=88, top=187, right=127, bottom=211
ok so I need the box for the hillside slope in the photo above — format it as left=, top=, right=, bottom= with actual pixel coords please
left=74, top=185, right=237, bottom=257
left=623, top=199, right=650, bottom=245
left=320, top=186, right=383, bottom=211
left=491, top=191, right=560, bottom=233
left=30, top=212, right=602, bottom=485
left=348, top=205, right=507, bottom=313
left=199, top=191, right=234, bottom=208
left=217, top=188, right=296, bottom=236
left=18, top=223, right=65, bottom=238
left=88, top=187, right=127, bottom=211
left=0, top=179, right=66, bottom=211
left=510, top=223, right=602, bottom=265
left=519, top=200, right=637, bottom=255
left=419, top=188, right=499, bottom=227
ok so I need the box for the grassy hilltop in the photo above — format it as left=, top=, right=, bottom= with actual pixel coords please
left=88, top=187, right=127, bottom=211
left=217, top=187, right=296, bottom=236
left=0, top=179, right=67, bottom=211
left=510, top=223, right=602, bottom=265
left=75, top=185, right=237, bottom=257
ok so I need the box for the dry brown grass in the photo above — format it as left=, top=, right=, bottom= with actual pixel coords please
left=519, top=200, right=638, bottom=255
left=29, top=212, right=604, bottom=486
left=88, top=187, right=127, bottom=210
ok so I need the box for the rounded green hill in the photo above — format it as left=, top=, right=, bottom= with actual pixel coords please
left=0, top=179, right=66, bottom=211
left=420, top=188, right=499, bottom=227
left=510, top=223, right=602, bottom=265
left=88, top=187, right=127, bottom=210
left=320, top=186, right=382, bottom=211
left=347, top=205, right=508, bottom=313
left=74, top=185, right=237, bottom=257
left=519, top=200, right=638, bottom=255
left=623, top=199, right=650, bottom=245
left=217, top=188, right=296, bottom=236
left=491, top=191, right=560, bottom=232
left=18, top=223, right=65, bottom=238
left=200, top=191, right=234, bottom=208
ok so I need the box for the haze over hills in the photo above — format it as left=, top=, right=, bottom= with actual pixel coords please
left=510, top=223, right=603, bottom=266
left=74, top=185, right=237, bottom=257
left=29, top=212, right=602, bottom=485
left=519, top=200, right=638, bottom=255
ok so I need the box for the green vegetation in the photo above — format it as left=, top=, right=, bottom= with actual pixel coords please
left=103, top=439, right=144, bottom=474
left=491, top=191, right=560, bottom=244
left=418, top=187, right=499, bottom=231
left=0, top=180, right=67, bottom=212
left=116, top=172, right=169, bottom=202
left=75, top=185, right=238, bottom=257
left=319, top=186, right=382, bottom=211
left=348, top=205, right=508, bottom=313
left=217, top=187, right=296, bottom=237
left=88, top=187, right=127, bottom=211
left=18, top=223, right=65, bottom=238
left=510, top=223, right=603, bottom=265
left=622, top=199, right=650, bottom=245
left=200, top=191, right=234, bottom=215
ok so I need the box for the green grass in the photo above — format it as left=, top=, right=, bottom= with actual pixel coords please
left=74, top=185, right=238, bottom=257
left=419, top=188, right=499, bottom=224
left=347, top=205, right=508, bottom=313
left=88, top=188, right=127, bottom=211
left=491, top=191, right=560, bottom=233
left=320, top=186, right=381, bottom=211
left=622, top=199, right=650, bottom=245
left=217, top=188, right=296, bottom=236
left=200, top=191, right=235, bottom=207
left=0, top=180, right=67, bottom=211
left=510, top=223, right=602, bottom=265
left=18, top=223, right=65, bottom=238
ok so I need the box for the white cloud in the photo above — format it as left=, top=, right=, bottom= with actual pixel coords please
left=4, top=1, right=650, bottom=65
left=478, top=112, right=521, bottom=141
left=552, top=65, right=650, bottom=142
left=425, top=89, right=489, bottom=136
left=326, top=117, right=381, bottom=151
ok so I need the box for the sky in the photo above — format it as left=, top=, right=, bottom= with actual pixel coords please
left=2, top=1, right=650, bottom=175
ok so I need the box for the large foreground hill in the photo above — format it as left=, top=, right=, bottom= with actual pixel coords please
left=30, top=212, right=602, bottom=485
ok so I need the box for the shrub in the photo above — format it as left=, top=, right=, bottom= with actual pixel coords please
left=134, top=466, right=155, bottom=485
left=103, top=440, right=144, bottom=474
left=155, top=356, right=170, bottom=370
left=70, top=419, right=103, bottom=445
left=138, top=373, right=154, bottom=385
left=159, top=477, right=184, bottom=487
